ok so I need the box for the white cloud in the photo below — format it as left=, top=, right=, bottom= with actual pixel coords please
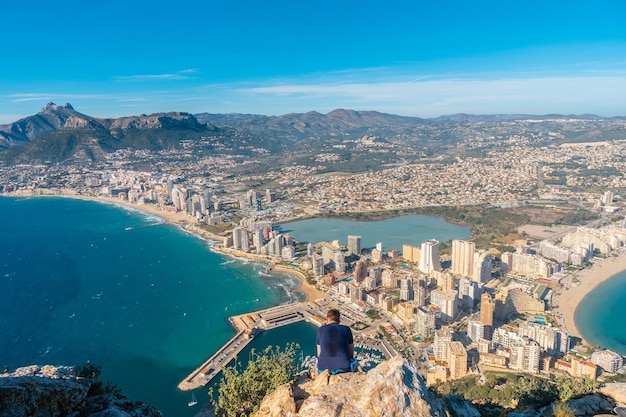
left=236, top=75, right=626, bottom=117
left=7, top=93, right=112, bottom=103
left=114, top=69, right=199, bottom=82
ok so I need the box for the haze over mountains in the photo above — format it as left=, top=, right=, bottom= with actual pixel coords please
left=0, top=102, right=624, bottom=166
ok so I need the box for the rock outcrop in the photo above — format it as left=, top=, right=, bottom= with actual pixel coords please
left=0, top=365, right=162, bottom=417
left=601, top=383, right=626, bottom=407
left=253, top=356, right=474, bottom=417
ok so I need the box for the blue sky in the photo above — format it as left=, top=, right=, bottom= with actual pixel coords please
left=2, top=0, right=626, bottom=123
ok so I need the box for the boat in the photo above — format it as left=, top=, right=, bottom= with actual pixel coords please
left=188, top=392, right=198, bottom=407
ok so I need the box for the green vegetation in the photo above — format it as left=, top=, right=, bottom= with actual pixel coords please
left=553, top=402, right=575, bottom=417
left=431, top=372, right=599, bottom=415
left=554, top=374, right=599, bottom=401
left=366, top=309, right=381, bottom=320
left=208, top=343, right=300, bottom=417
left=351, top=321, right=369, bottom=331
left=75, top=361, right=121, bottom=397
left=602, top=372, right=626, bottom=383
left=199, top=222, right=233, bottom=235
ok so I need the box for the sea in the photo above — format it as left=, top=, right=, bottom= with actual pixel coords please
left=575, top=269, right=626, bottom=355
left=0, top=196, right=470, bottom=416
left=277, top=214, right=469, bottom=252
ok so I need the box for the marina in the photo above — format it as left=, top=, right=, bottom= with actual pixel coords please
left=178, top=298, right=332, bottom=391
left=177, top=296, right=390, bottom=391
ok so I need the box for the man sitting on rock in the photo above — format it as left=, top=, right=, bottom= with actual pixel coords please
left=316, top=309, right=357, bottom=375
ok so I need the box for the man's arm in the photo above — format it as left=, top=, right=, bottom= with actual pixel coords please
left=317, top=344, right=321, bottom=356
left=348, top=343, right=354, bottom=359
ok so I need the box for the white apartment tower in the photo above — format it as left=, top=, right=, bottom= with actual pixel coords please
left=467, top=319, right=485, bottom=343
left=509, top=339, right=540, bottom=374
left=414, top=284, right=426, bottom=307
left=434, top=327, right=453, bottom=361
left=430, top=289, right=458, bottom=323
left=400, top=278, right=413, bottom=301
left=414, top=307, right=435, bottom=337
left=232, top=227, right=246, bottom=250
left=458, top=278, right=481, bottom=309
left=591, top=349, right=624, bottom=373
left=419, top=239, right=441, bottom=274
left=473, top=251, right=493, bottom=283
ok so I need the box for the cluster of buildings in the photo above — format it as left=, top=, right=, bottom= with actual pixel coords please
left=278, top=223, right=626, bottom=384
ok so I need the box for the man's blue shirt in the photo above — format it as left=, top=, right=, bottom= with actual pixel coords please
left=316, top=322, right=354, bottom=372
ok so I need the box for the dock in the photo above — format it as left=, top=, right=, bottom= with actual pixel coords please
left=178, top=298, right=332, bottom=391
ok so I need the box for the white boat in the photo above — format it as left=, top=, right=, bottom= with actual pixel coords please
left=188, top=392, right=198, bottom=407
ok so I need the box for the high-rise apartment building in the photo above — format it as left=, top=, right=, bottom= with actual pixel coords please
left=232, top=227, right=246, bottom=250
left=467, top=319, right=485, bottom=343
left=518, top=321, right=570, bottom=355
left=312, top=254, right=325, bottom=277
left=451, top=240, right=475, bottom=278
left=509, top=339, right=540, bottom=373
left=334, top=251, right=346, bottom=273
left=402, top=244, right=421, bottom=263
left=414, top=284, right=426, bottom=307
left=430, top=289, right=457, bottom=323
left=350, top=284, right=364, bottom=303
left=473, top=251, right=493, bottom=283
left=434, top=327, right=453, bottom=361
left=458, top=278, right=481, bottom=309
left=414, top=307, right=435, bottom=337
left=353, top=258, right=368, bottom=282
left=400, top=278, right=413, bottom=301
left=479, top=292, right=494, bottom=326
left=382, top=269, right=397, bottom=288
left=447, top=341, right=468, bottom=379
left=419, top=239, right=441, bottom=274
left=591, top=349, right=624, bottom=373
left=348, top=235, right=362, bottom=255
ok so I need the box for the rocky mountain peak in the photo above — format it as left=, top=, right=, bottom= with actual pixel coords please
left=40, top=101, right=76, bottom=115
left=254, top=356, right=462, bottom=417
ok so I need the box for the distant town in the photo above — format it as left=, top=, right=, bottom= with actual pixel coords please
left=2, top=109, right=626, bottom=389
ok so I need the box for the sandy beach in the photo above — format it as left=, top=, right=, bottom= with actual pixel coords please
left=556, top=250, right=626, bottom=345
left=213, top=246, right=328, bottom=302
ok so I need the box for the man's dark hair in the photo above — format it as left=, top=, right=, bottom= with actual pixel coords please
left=327, top=309, right=341, bottom=323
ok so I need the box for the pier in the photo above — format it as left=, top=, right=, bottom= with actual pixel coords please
left=178, top=298, right=332, bottom=391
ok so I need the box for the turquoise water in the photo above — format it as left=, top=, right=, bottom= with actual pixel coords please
left=278, top=215, right=470, bottom=251
left=576, top=269, right=626, bottom=354
left=0, top=197, right=470, bottom=416
left=0, top=197, right=308, bottom=416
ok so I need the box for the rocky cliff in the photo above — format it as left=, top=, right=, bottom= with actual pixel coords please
left=253, top=356, right=478, bottom=417
left=0, top=365, right=162, bottom=417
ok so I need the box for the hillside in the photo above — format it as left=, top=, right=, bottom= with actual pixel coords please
left=1, top=103, right=624, bottom=168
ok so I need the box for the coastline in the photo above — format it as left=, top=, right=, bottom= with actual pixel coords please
left=556, top=250, right=626, bottom=345
left=2, top=191, right=325, bottom=303
left=212, top=245, right=328, bottom=302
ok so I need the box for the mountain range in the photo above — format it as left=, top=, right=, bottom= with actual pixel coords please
left=0, top=102, right=624, bottom=166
